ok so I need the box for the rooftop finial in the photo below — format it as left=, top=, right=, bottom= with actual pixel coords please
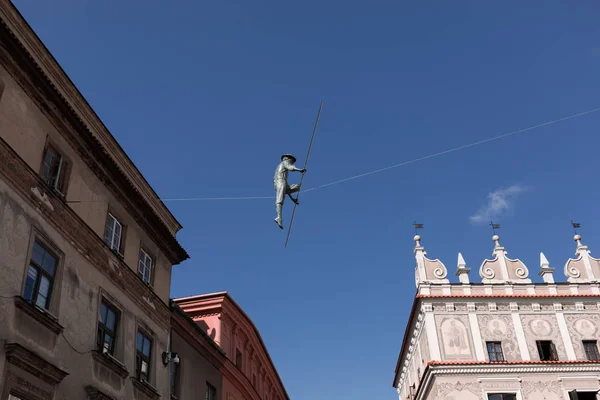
left=490, top=221, right=500, bottom=235
left=571, top=221, right=581, bottom=235
left=539, top=252, right=554, bottom=283
left=574, top=233, right=583, bottom=247
left=456, top=253, right=470, bottom=284
left=490, top=221, right=501, bottom=246
left=413, top=222, right=423, bottom=247
left=413, top=221, right=423, bottom=236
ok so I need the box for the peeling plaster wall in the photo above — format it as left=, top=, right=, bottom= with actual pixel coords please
left=0, top=64, right=173, bottom=303
left=0, top=52, right=175, bottom=398
left=0, top=178, right=171, bottom=398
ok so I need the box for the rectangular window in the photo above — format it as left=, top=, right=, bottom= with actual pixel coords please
left=97, top=299, right=119, bottom=355
left=135, top=329, right=152, bottom=382
left=138, top=248, right=153, bottom=284
left=206, top=382, right=216, bottom=400
left=486, top=341, right=505, bottom=362
left=41, top=143, right=69, bottom=195
left=236, top=349, right=243, bottom=369
left=24, top=240, right=58, bottom=310
left=583, top=340, right=600, bottom=361
left=104, top=213, right=123, bottom=253
left=488, top=394, right=517, bottom=400
left=536, top=340, right=558, bottom=361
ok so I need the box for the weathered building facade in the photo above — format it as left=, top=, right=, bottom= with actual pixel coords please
left=175, top=292, right=290, bottom=400
left=0, top=2, right=189, bottom=399
left=168, top=301, right=226, bottom=400
left=393, top=233, right=600, bottom=400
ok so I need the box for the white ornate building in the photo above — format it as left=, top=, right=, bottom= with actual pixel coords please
left=393, top=233, right=600, bottom=400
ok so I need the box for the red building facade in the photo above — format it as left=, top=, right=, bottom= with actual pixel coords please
left=175, top=292, right=289, bottom=400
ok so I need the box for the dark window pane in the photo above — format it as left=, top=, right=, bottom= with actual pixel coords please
left=137, top=332, right=144, bottom=351
left=31, top=241, right=45, bottom=266
left=104, top=334, right=113, bottom=351
left=106, top=309, right=116, bottom=330
left=99, top=302, right=107, bottom=324
left=35, top=276, right=51, bottom=309
left=41, top=251, right=57, bottom=276
left=143, top=337, right=151, bottom=356
left=104, top=225, right=114, bottom=246
left=24, top=266, right=38, bottom=302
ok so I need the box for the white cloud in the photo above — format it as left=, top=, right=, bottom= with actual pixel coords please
left=469, top=185, right=528, bottom=224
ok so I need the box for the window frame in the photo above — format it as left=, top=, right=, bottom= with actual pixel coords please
left=583, top=340, right=600, bottom=361
left=536, top=340, right=558, bottom=361
left=206, top=382, right=217, bottom=400
left=21, top=234, right=62, bottom=314
left=97, top=298, right=120, bottom=356
left=487, top=394, right=518, bottom=400
left=39, top=139, right=71, bottom=196
left=486, top=341, right=505, bottom=362
left=568, top=390, right=600, bottom=400
left=135, top=328, right=153, bottom=383
left=138, top=246, right=154, bottom=285
left=104, top=210, right=126, bottom=255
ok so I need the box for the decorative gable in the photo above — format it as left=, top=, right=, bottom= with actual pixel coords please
left=414, top=235, right=449, bottom=288
left=564, top=234, right=600, bottom=283
left=479, top=235, right=531, bottom=284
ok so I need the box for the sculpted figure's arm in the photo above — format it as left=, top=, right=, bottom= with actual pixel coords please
left=284, top=161, right=306, bottom=173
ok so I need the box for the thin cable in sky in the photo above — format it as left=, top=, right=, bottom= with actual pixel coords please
left=157, top=106, right=600, bottom=202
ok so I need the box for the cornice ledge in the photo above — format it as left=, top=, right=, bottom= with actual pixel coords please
left=14, top=296, right=64, bottom=334
left=85, top=385, right=116, bottom=400
left=132, top=377, right=160, bottom=400
left=0, top=138, right=170, bottom=330
left=431, top=364, right=600, bottom=375
left=91, top=350, right=129, bottom=378
left=5, top=342, right=69, bottom=385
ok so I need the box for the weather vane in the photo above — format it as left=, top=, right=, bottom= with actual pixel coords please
left=413, top=221, right=424, bottom=235
left=571, top=221, right=581, bottom=235
left=489, top=221, right=500, bottom=235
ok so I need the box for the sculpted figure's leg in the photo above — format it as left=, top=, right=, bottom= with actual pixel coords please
left=274, top=183, right=286, bottom=229
left=287, top=184, right=300, bottom=205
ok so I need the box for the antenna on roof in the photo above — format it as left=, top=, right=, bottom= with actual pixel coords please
left=571, top=221, right=581, bottom=235
left=413, top=221, right=424, bottom=235
left=489, top=221, right=500, bottom=235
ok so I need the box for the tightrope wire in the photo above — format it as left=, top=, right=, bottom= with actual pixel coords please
left=157, top=106, right=600, bottom=202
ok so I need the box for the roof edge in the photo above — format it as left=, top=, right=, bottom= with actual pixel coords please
left=2, top=2, right=183, bottom=234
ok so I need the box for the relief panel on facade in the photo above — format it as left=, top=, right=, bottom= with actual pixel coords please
left=435, top=315, right=475, bottom=360
left=419, top=328, right=430, bottom=364
left=564, top=313, right=600, bottom=360
left=521, top=380, right=562, bottom=400
left=433, top=381, right=480, bottom=400
left=520, top=315, right=568, bottom=360
left=477, top=314, right=521, bottom=361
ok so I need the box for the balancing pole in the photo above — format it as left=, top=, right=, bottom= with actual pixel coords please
left=284, top=102, right=323, bottom=248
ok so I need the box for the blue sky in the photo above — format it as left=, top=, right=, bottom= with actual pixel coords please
left=12, top=1, right=600, bottom=399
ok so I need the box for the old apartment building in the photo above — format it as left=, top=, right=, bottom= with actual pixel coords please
left=393, top=233, right=600, bottom=400
left=175, top=292, right=290, bottom=400
left=0, top=2, right=190, bottom=399
left=169, top=301, right=225, bottom=400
